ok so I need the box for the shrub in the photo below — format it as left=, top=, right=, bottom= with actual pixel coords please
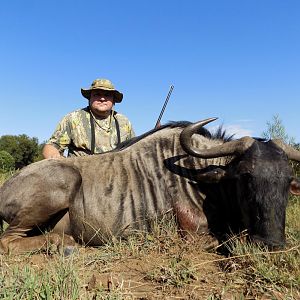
left=0, top=150, right=15, bottom=173
left=0, top=134, right=39, bottom=169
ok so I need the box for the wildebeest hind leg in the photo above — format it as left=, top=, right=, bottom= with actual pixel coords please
left=0, top=210, right=76, bottom=254
left=0, top=227, right=75, bottom=254
left=0, top=160, right=82, bottom=254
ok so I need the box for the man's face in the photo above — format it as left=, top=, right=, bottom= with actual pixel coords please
left=89, top=90, right=114, bottom=117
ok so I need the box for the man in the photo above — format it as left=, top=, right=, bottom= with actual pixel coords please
left=43, top=78, right=135, bottom=158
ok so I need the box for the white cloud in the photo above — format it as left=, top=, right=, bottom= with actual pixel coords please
left=222, top=124, right=253, bottom=138
left=209, top=124, right=253, bottom=138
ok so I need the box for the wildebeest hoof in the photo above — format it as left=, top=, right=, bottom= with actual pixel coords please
left=203, top=239, right=219, bottom=252
left=62, top=246, right=78, bottom=257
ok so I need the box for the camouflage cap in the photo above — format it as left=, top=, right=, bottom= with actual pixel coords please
left=81, top=78, right=123, bottom=103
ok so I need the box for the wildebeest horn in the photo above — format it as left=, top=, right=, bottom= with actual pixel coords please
left=272, top=139, right=300, bottom=162
left=180, top=118, right=255, bottom=158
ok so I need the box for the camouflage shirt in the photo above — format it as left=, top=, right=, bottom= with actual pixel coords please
left=46, top=107, right=135, bottom=156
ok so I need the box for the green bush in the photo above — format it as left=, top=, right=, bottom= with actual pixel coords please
left=0, top=150, right=15, bottom=173
left=0, top=134, right=39, bottom=169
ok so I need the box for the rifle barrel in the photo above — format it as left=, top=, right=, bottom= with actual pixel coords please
left=155, top=85, right=174, bottom=128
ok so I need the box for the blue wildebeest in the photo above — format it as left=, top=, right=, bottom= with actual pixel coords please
left=0, top=118, right=300, bottom=254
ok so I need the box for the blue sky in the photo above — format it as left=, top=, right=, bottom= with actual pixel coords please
left=0, top=0, right=299, bottom=143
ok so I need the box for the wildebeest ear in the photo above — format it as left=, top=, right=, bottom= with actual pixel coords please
left=196, top=167, right=227, bottom=183
left=290, top=179, right=300, bottom=195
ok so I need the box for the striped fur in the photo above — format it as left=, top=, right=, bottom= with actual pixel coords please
left=68, top=124, right=229, bottom=245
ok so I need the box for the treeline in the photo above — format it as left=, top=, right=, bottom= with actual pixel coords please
left=0, top=134, right=44, bottom=172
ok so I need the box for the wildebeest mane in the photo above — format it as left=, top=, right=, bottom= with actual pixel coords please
left=113, top=121, right=233, bottom=152
left=212, top=126, right=235, bottom=142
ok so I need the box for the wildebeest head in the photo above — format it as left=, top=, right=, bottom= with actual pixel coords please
left=180, top=118, right=300, bottom=249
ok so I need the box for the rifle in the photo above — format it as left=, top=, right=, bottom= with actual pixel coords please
left=154, top=85, right=174, bottom=129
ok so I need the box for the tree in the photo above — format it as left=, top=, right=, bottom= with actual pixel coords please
left=0, top=134, right=39, bottom=169
left=262, top=114, right=295, bottom=145
left=0, top=150, right=15, bottom=172
left=34, top=141, right=46, bottom=162
left=262, top=115, right=300, bottom=176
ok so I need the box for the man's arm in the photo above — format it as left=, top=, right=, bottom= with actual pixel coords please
left=42, top=144, right=63, bottom=159
left=43, top=113, right=73, bottom=159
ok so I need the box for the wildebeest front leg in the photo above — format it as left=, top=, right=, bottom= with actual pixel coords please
left=174, top=202, right=219, bottom=250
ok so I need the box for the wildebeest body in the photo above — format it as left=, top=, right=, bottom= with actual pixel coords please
left=0, top=119, right=300, bottom=253
left=69, top=130, right=220, bottom=245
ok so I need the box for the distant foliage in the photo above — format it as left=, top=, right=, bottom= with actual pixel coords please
left=0, top=150, right=15, bottom=173
left=262, top=114, right=295, bottom=145
left=0, top=134, right=39, bottom=169
left=262, top=115, right=300, bottom=176
left=35, top=141, right=46, bottom=162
